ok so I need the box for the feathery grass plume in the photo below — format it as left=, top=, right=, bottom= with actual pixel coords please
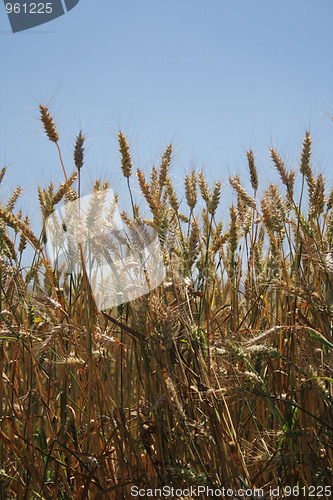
left=184, top=171, right=197, bottom=210
left=309, top=174, right=325, bottom=218
left=0, top=166, right=7, bottom=185
left=159, top=144, right=172, bottom=188
left=229, top=176, right=256, bottom=210
left=39, top=105, right=59, bottom=143
left=0, top=206, right=42, bottom=251
left=300, top=131, right=311, bottom=176
left=209, top=180, right=221, bottom=216
left=74, top=131, right=85, bottom=170
left=247, top=150, right=258, bottom=192
left=137, top=169, right=156, bottom=212
left=118, top=131, right=132, bottom=178
left=228, top=204, right=239, bottom=254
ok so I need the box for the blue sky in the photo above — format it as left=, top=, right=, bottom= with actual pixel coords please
left=1, top=0, right=333, bottom=222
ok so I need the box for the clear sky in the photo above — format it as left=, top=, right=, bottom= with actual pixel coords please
left=1, top=0, right=333, bottom=222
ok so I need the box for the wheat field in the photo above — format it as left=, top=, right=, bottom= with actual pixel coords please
left=0, top=106, right=332, bottom=499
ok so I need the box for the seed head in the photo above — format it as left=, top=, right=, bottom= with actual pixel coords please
left=0, top=167, right=7, bottom=186
left=209, top=181, right=221, bottom=216
left=118, top=132, right=132, bottom=178
left=247, top=150, right=258, bottom=192
left=270, top=148, right=288, bottom=186
left=229, top=176, right=256, bottom=210
left=159, top=145, right=172, bottom=188
left=39, top=105, right=59, bottom=143
left=327, top=188, right=333, bottom=211
left=184, top=171, right=197, bottom=210
left=300, top=131, right=311, bottom=176
left=228, top=205, right=239, bottom=254
left=74, top=131, right=85, bottom=170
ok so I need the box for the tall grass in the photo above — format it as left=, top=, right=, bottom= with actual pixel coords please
left=0, top=106, right=332, bottom=499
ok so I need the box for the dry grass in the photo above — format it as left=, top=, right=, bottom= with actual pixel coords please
left=0, top=108, right=332, bottom=499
